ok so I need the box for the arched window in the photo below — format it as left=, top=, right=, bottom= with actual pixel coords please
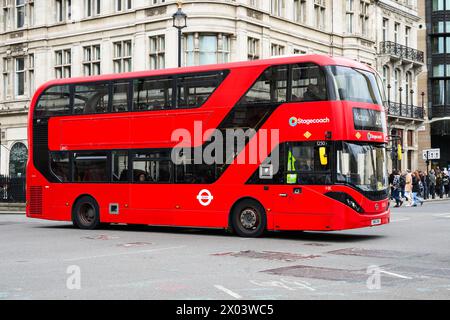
left=9, top=142, right=28, bottom=178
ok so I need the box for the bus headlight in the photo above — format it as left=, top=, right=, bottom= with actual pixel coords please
left=325, top=192, right=364, bottom=213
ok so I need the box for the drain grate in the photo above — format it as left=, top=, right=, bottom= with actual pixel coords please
left=327, top=248, right=421, bottom=259
left=212, top=250, right=320, bottom=262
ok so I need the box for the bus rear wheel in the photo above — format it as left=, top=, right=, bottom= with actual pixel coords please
left=231, top=199, right=266, bottom=238
left=72, top=196, right=100, bottom=230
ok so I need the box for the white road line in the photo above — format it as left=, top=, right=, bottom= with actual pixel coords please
left=391, top=218, right=411, bottom=222
left=63, top=246, right=186, bottom=262
left=214, top=285, right=242, bottom=299
left=379, top=270, right=413, bottom=280
left=432, top=213, right=450, bottom=218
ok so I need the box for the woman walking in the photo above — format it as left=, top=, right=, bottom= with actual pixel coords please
left=392, top=170, right=403, bottom=207
left=412, top=171, right=424, bottom=207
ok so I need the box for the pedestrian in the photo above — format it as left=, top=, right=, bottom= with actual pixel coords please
left=423, top=171, right=429, bottom=200
left=411, top=171, right=424, bottom=207
left=399, top=172, right=407, bottom=200
left=436, top=169, right=443, bottom=199
left=429, top=169, right=436, bottom=199
left=389, top=171, right=395, bottom=200
left=405, top=170, right=413, bottom=206
left=443, top=170, right=450, bottom=198
left=392, top=170, right=403, bottom=207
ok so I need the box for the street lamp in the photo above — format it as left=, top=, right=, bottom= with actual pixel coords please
left=421, top=91, right=425, bottom=108
left=399, top=87, right=403, bottom=115
left=410, top=89, right=414, bottom=117
left=172, top=1, right=187, bottom=68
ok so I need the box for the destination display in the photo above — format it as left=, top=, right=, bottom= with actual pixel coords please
left=353, top=108, right=385, bottom=132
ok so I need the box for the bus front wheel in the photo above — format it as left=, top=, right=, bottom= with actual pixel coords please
left=231, top=199, right=266, bottom=238
left=72, top=196, right=101, bottom=230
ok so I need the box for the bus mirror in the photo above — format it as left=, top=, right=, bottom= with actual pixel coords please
left=319, top=147, right=328, bottom=166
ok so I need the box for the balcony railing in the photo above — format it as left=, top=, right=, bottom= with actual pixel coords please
left=379, top=41, right=424, bottom=64
left=387, top=102, right=424, bottom=120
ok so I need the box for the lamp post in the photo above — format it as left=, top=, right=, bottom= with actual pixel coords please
left=410, top=89, right=414, bottom=117
left=172, top=1, right=187, bottom=68
left=387, top=83, right=391, bottom=107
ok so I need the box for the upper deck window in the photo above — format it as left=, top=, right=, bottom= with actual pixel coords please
left=239, top=63, right=327, bottom=105
left=35, top=85, right=71, bottom=118
left=327, top=66, right=383, bottom=106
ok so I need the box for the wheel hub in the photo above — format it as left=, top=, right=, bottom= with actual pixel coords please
left=240, top=208, right=258, bottom=229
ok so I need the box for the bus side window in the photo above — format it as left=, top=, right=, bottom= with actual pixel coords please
left=292, top=64, right=327, bottom=102
left=50, top=152, right=70, bottom=182
left=176, top=72, right=224, bottom=109
left=73, top=152, right=108, bottom=182
left=133, top=77, right=173, bottom=111
left=132, top=151, right=172, bottom=183
left=112, top=82, right=130, bottom=112
left=73, top=84, right=109, bottom=114
left=35, top=85, right=71, bottom=118
left=239, top=65, right=288, bottom=105
left=112, top=151, right=129, bottom=182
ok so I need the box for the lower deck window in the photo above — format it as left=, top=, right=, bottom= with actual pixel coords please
left=74, top=152, right=108, bottom=182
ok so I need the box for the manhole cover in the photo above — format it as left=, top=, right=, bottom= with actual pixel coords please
left=262, top=265, right=367, bottom=282
left=82, top=234, right=119, bottom=240
left=212, top=250, right=320, bottom=262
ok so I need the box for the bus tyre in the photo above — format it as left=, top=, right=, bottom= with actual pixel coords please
left=72, top=196, right=101, bottom=230
left=231, top=199, right=266, bottom=238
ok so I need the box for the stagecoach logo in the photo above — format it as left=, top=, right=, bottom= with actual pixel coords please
left=197, top=189, right=214, bottom=206
left=289, top=116, right=330, bottom=127
left=367, top=132, right=383, bottom=141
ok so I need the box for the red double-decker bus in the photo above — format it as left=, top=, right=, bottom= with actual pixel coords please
left=27, top=55, right=390, bottom=237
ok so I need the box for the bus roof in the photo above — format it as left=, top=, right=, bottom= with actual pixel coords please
left=38, top=54, right=374, bottom=88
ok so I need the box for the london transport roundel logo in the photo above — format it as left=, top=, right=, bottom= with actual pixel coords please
left=197, top=189, right=214, bottom=206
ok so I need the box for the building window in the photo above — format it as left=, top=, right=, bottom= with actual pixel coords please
left=149, top=35, right=165, bottom=70
left=9, top=142, right=28, bottom=178
left=15, top=57, right=25, bottom=97
left=394, top=23, right=400, bottom=43
left=113, top=40, right=132, bottom=73
left=346, top=0, right=354, bottom=34
left=271, top=43, right=285, bottom=57
left=394, top=68, right=400, bottom=103
left=405, top=26, right=411, bottom=47
left=360, top=1, right=369, bottom=36
left=83, top=45, right=101, bottom=76
left=432, top=0, right=448, bottom=11
left=85, top=0, right=101, bottom=17
left=16, top=0, right=25, bottom=28
left=271, top=0, right=285, bottom=17
left=383, top=65, right=390, bottom=88
left=56, top=0, right=72, bottom=22
left=185, top=33, right=231, bottom=66
left=2, top=58, right=10, bottom=100
left=293, top=0, right=306, bottom=23
left=432, top=80, right=446, bottom=105
left=55, top=49, right=72, bottom=78
left=314, top=1, right=326, bottom=30
left=382, top=18, right=389, bottom=42
left=28, top=54, right=34, bottom=96
left=116, top=0, right=132, bottom=12
left=249, top=0, right=259, bottom=8
left=151, top=0, right=166, bottom=4
left=431, top=36, right=450, bottom=54
left=248, top=37, right=260, bottom=60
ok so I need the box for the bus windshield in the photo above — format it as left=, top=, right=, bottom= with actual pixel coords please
left=327, top=66, right=383, bottom=106
left=336, top=142, right=388, bottom=192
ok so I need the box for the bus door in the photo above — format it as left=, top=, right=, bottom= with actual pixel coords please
left=129, top=150, right=175, bottom=225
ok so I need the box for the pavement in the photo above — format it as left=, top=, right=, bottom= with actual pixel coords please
left=0, top=200, right=450, bottom=300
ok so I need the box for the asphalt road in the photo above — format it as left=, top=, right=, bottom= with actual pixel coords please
left=1, top=200, right=450, bottom=300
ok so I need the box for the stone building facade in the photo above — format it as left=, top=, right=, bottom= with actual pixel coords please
left=0, top=0, right=425, bottom=176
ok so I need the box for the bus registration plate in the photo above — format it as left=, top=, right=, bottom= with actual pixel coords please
left=371, top=219, right=382, bottom=226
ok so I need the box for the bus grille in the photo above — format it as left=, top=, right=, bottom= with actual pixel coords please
left=29, top=186, right=43, bottom=215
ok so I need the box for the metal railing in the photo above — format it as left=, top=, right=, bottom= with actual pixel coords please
left=379, top=41, right=424, bottom=63
left=387, top=102, right=424, bottom=120
left=0, top=175, right=26, bottom=203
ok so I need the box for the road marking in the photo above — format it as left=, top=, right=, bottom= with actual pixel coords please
left=390, top=218, right=411, bottom=222
left=63, top=246, right=186, bottom=262
left=433, top=213, right=450, bottom=218
left=214, top=285, right=242, bottom=299
left=379, top=270, right=413, bottom=280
